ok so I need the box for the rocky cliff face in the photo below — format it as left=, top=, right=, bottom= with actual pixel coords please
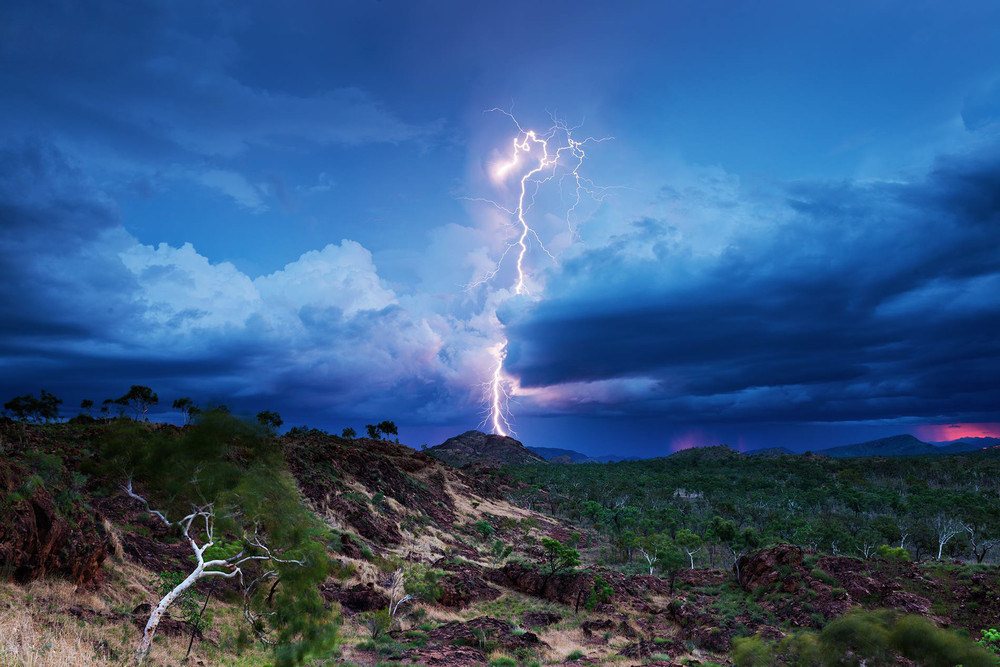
left=427, top=430, right=546, bottom=468
left=0, top=456, right=108, bottom=588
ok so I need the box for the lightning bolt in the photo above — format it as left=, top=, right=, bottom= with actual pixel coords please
left=470, top=109, right=611, bottom=437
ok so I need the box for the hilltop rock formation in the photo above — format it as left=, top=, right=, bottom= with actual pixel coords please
left=428, top=430, right=546, bottom=468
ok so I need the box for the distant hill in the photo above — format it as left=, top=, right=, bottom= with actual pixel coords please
left=527, top=446, right=640, bottom=463
left=747, top=447, right=795, bottom=457
left=428, top=430, right=546, bottom=467
left=668, top=445, right=741, bottom=461
left=819, top=434, right=938, bottom=458
left=933, top=436, right=1000, bottom=454
left=528, top=446, right=591, bottom=462
left=815, top=434, right=1000, bottom=458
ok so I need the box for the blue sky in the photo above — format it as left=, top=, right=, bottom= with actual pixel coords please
left=2, top=0, right=999, bottom=455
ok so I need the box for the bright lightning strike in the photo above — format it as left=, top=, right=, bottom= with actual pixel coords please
left=470, top=109, right=612, bottom=436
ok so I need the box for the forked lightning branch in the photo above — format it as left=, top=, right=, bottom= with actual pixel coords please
left=471, top=109, right=611, bottom=437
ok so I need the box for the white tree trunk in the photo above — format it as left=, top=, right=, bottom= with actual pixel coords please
left=135, top=564, right=205, bottom=663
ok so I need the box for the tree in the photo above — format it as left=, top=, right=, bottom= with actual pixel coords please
left=932, top=514, right=963, bottom=560
left=656, top=542, right=687, bottom=595
left=538, top=537, right=581, bottom=587
left=365, top=424, right=379, bottom=439
left=172, top=397, right=197, bottom=425
left=101, top=413, right=336, bottom=665
left=80, top=399, right=94, bottom=416
left=376, top=420, right=398, bottom=440
left=341, top=427, right=357, bottom=439
left=675, top=528, right=703, bottom=569
left=637, top=533, right=666, bottom=575
left=3, top=390, right=62, bottom=423
left=257, top=410, right=283, bottom=431
left=119, top=385, right=158, bottom=421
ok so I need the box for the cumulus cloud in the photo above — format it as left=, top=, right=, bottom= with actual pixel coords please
left=0, top=139, right=490, bottom=425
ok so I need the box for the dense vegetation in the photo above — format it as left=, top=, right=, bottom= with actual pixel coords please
left=3, top=388, right=999, bottom=666
left=505, top=446, right=1000, bottom=569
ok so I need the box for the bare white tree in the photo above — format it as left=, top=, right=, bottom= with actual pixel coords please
left=961, top=520, right=999, bottom=563
left=124, top=481, right=302, bottom=664
left=932, top=514, right=963, bottom=560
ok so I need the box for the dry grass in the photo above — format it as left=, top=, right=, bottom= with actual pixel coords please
left=0, top=563, right=272, bottom=667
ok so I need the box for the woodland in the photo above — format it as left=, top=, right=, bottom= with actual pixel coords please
left=1, top=388, right=998, bottom=666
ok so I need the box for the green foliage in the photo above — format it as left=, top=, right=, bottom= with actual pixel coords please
left=3, top=390, right=62, bottom=422
left=256, top=410, right=283, bottom=431
left=474, top=520, right=496, bottom=540
left=403, top=565, right=444, bottom=603
left=490, top=539, right=513, bottom=565
left=584, top=575, right=614, bottom=611
left=810, top=568, right=837, bottom=585
left=341, top=427, right=357, bottom=439
left=539, top=537, right=581, bottom=576
left=735, top=610, right=997, bottom=667
left=101, top=412, right=337, bottom=665
left=360, top=609, right=392, bottom=640
left=503, top=447, right=1000, bottom=565
left=565, top=649, right=586, bottom=661
left=978, top=628, right=1000, bottom=657
left=876, top=544, right=911, bottom=562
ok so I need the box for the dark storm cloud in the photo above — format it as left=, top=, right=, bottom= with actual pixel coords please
left=503, top=145, right=1000, bottom=425
left=0, top=140, right=141, bottom=341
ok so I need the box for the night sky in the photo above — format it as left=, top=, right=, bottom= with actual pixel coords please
left=2, top=1, right=999, bottom=456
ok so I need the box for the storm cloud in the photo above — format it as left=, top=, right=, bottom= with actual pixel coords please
left=503, top=146, right=1000, bottom=425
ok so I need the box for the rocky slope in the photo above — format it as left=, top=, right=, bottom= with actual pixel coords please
left=2, top=420, right=998, bottom=666
left=427, top=429, right=546, bottom=467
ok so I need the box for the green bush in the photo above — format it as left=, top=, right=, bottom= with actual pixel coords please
left=735, top=610, right=996, bottom=667
left=731, top=635, right=772, bottom=667
left=809, top=568, right=836, bottom=585
left=403, top=565, right=444, bottom=603
left=979, top=628, right=1000, bottom=657
left=876, top=544, right=911, bottom=562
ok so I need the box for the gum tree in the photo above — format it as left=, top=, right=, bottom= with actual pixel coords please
left=102, top=413, right=336, bottom=665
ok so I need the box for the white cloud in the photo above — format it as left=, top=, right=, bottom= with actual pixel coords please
left=195, top=169, right=267, bottom=212
left=119, top=242, right=261, bottom=330
left=254, top=240, right=397, bottom=321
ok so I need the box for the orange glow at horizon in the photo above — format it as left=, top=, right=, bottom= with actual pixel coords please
left=913, top=423, right=1000, bottom=442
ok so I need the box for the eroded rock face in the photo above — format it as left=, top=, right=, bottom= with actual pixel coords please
left=425, top=616, right=545, bottom=651
left=0, top=460, right=108, bottom=588
left=320, top=581, right=390, bottom=612
left=486, top=562, right=594, bottom=606
left=435, top=562, right=502, bottom=608
left=736, top=543, right=804, bottom=592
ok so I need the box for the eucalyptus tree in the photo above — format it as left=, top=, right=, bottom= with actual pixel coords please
left=102, top=412, right=336, bottom=665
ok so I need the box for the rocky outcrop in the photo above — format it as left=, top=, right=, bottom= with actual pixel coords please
left=736, top=543, right=804, bottom=592
left=486, top=562, right=594, bottom=606
left=321, top=581, right=390, bottom=612
left=436, top=562, right=502, bottom=607
left=0, top=459, right=108, bottom=588
left=428, top=430, right=546, bottom=468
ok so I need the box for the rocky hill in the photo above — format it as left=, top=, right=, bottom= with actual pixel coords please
left=1, top=418, right=998, bottom=666
left=427, top=429, right=546, bottom=467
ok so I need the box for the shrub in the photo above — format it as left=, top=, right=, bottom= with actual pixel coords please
left=809, top=568, right=836, bottom=585
left=565, top=649, right=585, bottom=661
left=360, top=609, right=391, bottom=640
left=876, top=544, right=911, bottom=563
